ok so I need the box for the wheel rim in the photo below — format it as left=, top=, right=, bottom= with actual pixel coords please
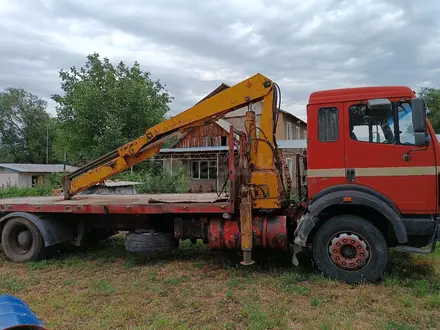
left=328, top=232, right=370, bottom=271
left=8, top=224, right=33, bottom=255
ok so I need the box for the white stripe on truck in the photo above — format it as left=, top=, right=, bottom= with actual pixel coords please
left=308, top=166, right=438, bottom=178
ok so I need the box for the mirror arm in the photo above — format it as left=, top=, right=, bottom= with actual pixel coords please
left=403, top=143, right=429, bottom=162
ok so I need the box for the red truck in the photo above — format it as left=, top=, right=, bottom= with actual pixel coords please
left=0, top=73, right=437, bottom=284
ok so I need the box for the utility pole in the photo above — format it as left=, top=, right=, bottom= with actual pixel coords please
left=46, top=124, right=49, bottom=164
left=63, top=147, right=66, bottom=172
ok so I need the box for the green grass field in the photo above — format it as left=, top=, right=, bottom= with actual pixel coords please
left=1, top=237, right=440, bottom=330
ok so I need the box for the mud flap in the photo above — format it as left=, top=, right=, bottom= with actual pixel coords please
left=290, top=243, right=302, bottom=266
left=293, top=212, right=316, bottom=247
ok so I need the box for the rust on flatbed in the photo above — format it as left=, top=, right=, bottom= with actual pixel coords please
left=0, top=193, right=232, bottom=215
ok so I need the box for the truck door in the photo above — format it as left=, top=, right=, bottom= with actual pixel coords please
left=344, top=99, right=437, bottom=214
left=307, top=102, right=346, bottom=197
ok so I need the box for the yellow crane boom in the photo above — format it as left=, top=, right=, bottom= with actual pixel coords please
left=62, top=73, right=285, bottom=209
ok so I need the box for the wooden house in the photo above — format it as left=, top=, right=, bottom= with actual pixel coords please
left=157, top=83, right=307, bottom=193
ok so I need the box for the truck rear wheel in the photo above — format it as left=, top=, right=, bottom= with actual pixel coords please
left=312, top=215, right=388, bottom=284
left=1, top=217, right=46, bottom=262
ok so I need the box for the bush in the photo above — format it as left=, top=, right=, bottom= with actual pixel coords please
left=0, top=185, right=53, bottom=199
left=117, top=166, right=190, bottom=194
left=0, top=165, right=190, bottom=199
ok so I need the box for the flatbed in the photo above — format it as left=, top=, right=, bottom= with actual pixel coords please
left=0, top=193, right=232, bottom=215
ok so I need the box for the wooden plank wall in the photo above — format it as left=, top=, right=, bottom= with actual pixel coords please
left=176, top=123, right=229, bottom=148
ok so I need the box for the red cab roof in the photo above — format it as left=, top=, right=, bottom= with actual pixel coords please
left=308, top=86, right=415, bottom=105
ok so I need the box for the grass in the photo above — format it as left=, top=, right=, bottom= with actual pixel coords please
left=1, top=238, right=440, bottom=329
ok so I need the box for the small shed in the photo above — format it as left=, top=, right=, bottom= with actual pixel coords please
left=0, top=163, right=78, bottom=188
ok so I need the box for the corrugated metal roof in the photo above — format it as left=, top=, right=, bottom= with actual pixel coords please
left=102, top=181, right=141, bottom=187
left=0, top=163, right=78, bottom=173
left=276, top=139, right=307, bottom=149
left=160, top=146, right=231, bottom=153
left=159, top=139, right=306, bottom=153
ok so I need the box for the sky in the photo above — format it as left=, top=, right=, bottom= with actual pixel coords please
left=0, top=0, right=439, bottom=122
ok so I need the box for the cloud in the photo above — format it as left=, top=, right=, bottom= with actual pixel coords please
left=1, top=0, right=439, bottom=122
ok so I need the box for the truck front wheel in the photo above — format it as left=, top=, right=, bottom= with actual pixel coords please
left=312, top=215, right=388, bottom=284
left=1, top=217, right=46, bottom=262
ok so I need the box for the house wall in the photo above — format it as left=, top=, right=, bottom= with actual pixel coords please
left=281, top=148, right=307, bottom=196
left=276, top=112, right=307, bottom=140
left=224, top=102, right=262, bottom=132
left=0, top=173, right=19, bottom=188
left=175, top=123, right=229, bottom=148
left=0, top=173, right=48, bottom=188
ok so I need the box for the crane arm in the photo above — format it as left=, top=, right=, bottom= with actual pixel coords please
left=63, top=73, right=280, bottom=201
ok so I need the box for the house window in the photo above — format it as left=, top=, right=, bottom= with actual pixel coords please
left=191, top=160, right=217, bottom=179
left=286, top=158, right=293, bottom=177
left=296, top=122, right=301, bottom=139
left=286, top=122, right=293, bottom=140
left=191, top=161, right=199, bottom=179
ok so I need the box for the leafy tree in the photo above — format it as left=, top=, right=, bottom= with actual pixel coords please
left=419, top=87, right=440, bottom=132
left=0, top=88, right=51, bottom=163
left=52, top=53, right=172, bottom=165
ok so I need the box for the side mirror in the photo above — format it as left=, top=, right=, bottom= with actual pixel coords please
left=367, top=98, right=392, bottom=119
left=411, top=97, right=427, bottom=146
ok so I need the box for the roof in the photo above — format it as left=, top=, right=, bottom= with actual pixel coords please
left=309, top=86, right=415, bottom=105
left=159, top=139, right=306, bottom=154
left=101, top=180, right=141, bottom=187
left=160, top=146, right=231, bottom=153
left=278, top=108, right=306, bottom=124
left=197, top=83, right=230, bottom=104
left=0, top=163, right=78, bottom=173
left=277, top=139, right=307, bottom=149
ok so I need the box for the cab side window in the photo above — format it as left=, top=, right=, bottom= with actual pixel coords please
left=349, top=104, right=395, bottom=144
left=318, top=107, right=338, bottom=142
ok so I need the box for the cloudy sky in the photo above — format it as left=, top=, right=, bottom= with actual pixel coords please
left=0, top=0, right=438, bottom=121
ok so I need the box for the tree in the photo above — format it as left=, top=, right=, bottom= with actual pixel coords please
left=419, top=87, right=440, bottom=132
left=0, top=88, right=51, bottom=163
left=52, top=53, right=172, bottom=165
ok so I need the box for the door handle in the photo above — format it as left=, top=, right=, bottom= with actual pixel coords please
left=347, top=168, right=356, bottom=182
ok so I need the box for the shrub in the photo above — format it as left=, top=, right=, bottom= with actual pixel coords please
left=0, top=185, right=53, bottom=198
left=117, top=166, right=190, bottom=194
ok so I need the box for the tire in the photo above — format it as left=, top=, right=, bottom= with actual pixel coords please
left=312, top=215, right=388, bottom=284
left=1, top=217, right=46, bottom=263
left=125, top=230, right=179, bottom=253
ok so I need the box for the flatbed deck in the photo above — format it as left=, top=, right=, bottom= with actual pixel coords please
left=0, top=193, right=232, bottom=215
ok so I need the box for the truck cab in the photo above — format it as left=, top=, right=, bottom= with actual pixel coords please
left=295, top=86, right=438, bottom=282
